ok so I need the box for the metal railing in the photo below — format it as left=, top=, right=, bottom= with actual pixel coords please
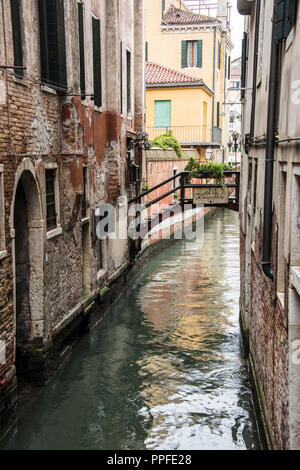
left=147, top=126, right=214, bottom=144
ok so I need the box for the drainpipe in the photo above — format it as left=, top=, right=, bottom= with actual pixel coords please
left=212, top=27, right=216, bottom=126
left=250, top=0, right=261, bottom=139
left=262, top=2, right=280, bottom=280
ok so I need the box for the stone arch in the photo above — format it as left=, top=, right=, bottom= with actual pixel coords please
left=10, top=159, right=44, bottom=361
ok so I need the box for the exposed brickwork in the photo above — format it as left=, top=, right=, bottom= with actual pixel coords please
left=247, top=249, right=289, bottom=449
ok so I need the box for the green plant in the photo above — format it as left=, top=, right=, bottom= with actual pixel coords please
left=184, top=158, right=232, bottom=184
left=142, top=183, right=151, bottom=192
left=150, top=130, right=183, bottom=159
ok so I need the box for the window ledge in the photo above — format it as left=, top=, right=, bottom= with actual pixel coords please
left=0, top=250, right=7, bottom=261
left=41, top=85, right=57, bottom=95
left=47, top=226, right=62, bottom=240
left=13, top=76, right=28, bottom=87
left=291, top=266, right=300, bottom=297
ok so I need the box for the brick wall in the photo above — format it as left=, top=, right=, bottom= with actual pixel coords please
left=249, top=253, right=289, bottom=449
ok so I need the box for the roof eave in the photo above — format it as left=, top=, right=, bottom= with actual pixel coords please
left=146, top=83, right=214, bottom=94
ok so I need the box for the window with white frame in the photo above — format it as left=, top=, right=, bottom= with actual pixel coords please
left=0, top=165, right=6, bottom=257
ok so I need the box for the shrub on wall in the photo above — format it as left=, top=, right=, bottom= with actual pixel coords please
left=150, top=131, right=183, bottom=159
left=185, top=158, right=233, bottom=184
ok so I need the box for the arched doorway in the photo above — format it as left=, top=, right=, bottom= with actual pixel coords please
left=11, top=165, right=44, bottom=379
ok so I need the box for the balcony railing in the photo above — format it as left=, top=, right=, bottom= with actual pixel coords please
left=147, top=126, right=221, bottom=145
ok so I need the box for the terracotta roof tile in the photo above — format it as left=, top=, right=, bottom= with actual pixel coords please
left=164, top=6, right=218, bottom=25
left=146, top=62, right=205, bottom=86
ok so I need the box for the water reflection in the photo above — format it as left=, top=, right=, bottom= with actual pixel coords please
left=2, top=209, right=260, bottom=450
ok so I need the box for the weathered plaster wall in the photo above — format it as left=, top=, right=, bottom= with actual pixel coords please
left=0, top=0, right=145, bottom=434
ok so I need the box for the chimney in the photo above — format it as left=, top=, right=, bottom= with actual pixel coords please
left=217, top=0, right=228, bottom=28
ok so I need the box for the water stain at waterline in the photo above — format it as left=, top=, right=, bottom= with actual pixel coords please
left=2, top=209, right=260, bottom=450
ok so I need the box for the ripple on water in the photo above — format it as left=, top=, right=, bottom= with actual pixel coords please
left=1, top=209, right=260, bottom=450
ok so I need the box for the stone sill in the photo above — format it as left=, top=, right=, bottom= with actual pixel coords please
left=13, top=76, right=29, bottom=87
left=0, top=250, right=7, bottom=261
left=291, top=267, right=300, bottom=297
left=47, top=226, right=63, bottom=240
left=41, top=85, right=57, bottom=95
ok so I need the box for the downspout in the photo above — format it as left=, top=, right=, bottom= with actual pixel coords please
left=262, top=2, right=280, bottom=280
left=250, top=0, right=261, bottom=139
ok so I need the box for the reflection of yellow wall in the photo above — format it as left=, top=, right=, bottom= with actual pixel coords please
left=146, top=0, right=233, bottom=140
left=146, top=87, right=213, bottom=129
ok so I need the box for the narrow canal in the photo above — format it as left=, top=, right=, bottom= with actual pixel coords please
left=2, top=209, right=261, bottom=450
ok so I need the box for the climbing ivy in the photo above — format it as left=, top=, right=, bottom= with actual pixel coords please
left=150, top=131, right=183, bottom=159
left=184, top=158, right=233, bottom=184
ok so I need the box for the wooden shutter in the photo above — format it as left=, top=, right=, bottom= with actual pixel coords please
left=275, top=0, right=297, bottom=41
left=197, top=40, right=203, bottom=68
left=145, top=41, right=148, bottom=62
left=155, top=101, right=171, bottom=128
left=218, top=41, right=221, bottom=69
left=120, top=42, right=123, bottom=114
left=217, top=102, right=220, bottom=128
left=241, top=32, right=247, bottom=99
left=92, top=17, right=102, bottom=107
left=181, top=40, right=187, bottom=68
left=10, top=0, right=23, bottom=78
left=228, top=56, right=231, bottom=79
left=225, top=51, right=227, bottom=79
left=127, top=50, right=131, bottom=115
left=78, top=2, right=86, bottom=99
left=162, top=0, right=165, bottom=19
left=56, top=0, right=67, bottom=88
left=38, top=0, right=67, bottom=90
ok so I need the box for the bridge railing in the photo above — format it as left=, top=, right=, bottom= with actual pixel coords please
left=129, top=171, right=240, bottom=210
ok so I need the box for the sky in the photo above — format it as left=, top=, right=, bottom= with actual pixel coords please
left=230, top=0, right=245, bottom=60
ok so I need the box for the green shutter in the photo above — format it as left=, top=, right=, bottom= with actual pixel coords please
left=10, top=0, right=23, bottom=78
left=120, top=41, right=123, bottom=114
left=241, top=33, right=247, bottom=99
left=228, top=56, right=231, bottom=79
left=155, top=101, right=171, bottom=128
left=197, top=40, right=203, bottom=68
left=218, top=41, right=221, bottom=69
left=78, top=2, right=85, bottom=99
left=145, top=41, right=148, bottom=61
left=225, top=51, right=227, bottom=79
left=274, top=0, right=297, bottom=42
left=56, top=0, right=67, bottom=88
left=92, top=17, right=102, bottom=107
left=217, top=102, right=220, bottom=128
left=181, top=40, right=187, bottom=68
left=38, top=0, right=67, bottom=90
left=162, top=0, right=165, bottom=19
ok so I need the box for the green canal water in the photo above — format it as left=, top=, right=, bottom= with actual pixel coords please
left=2, top=209, right=261, bottom=450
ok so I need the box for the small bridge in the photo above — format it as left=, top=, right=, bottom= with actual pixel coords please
left=128, top=170, right=240, bottom=255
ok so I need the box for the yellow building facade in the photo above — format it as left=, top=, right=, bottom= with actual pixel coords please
left=145, top=0, right=233, bottom=161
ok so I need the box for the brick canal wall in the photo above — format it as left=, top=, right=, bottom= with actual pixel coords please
left=240, top=224, right=289, bottom=450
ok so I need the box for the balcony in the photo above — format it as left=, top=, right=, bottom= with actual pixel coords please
left=147, top=126, right=222, bottom=147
